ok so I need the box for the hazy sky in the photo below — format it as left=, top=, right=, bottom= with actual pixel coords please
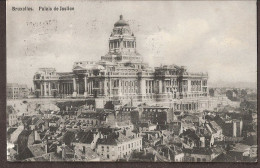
left=7, top=0, right=257, bottom=88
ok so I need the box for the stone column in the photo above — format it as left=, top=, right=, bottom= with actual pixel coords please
left=84, top=76, right=88, bottom=97
left=139, top=78, right=146, bottom=95
left=104, top=78, right=107, bottom=96
left=49, top=82, right=51, bottom=96
left=62, top=83, right=64, bottom=94
left=233, top=121, right=237, bottom=137
left=109, top=78, right=112, bottom=97
left=158, top=80, right=162, bottom=94
left=57, top=83, right=59, bottom=95
left=73, top=78, right=77, bottom=97
left=99, top=80, right=102, bottom=96
left=44, top=82, right=47, bottom=97
left=91, top=81, right=93, bottom=95
left=67, top=83, right=69, bottom=95
left=34, top=83, right=36, bottom=92
left=200, top=80, right=203, bottom=92
left=69, top=83, right=71, bottom=94
left=118, top=79, right=122, bottom=96
left=162, top=80, right=167, bottom=93
left=88, top=82, right=90, bottom=95
left=188, top=80, right=191, bottom=92
left=40, top=83, right=43, bottom=97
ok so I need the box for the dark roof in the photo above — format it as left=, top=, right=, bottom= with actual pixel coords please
left=74, top=131, right=94, bottom=144
left=181, top=129, right=200, bottom=141
left=182, top=115, right=199, bottom=122
left=130, top=151, right=155, bottom=162
left=27, top=144, right=46, bottom=157
left=174, top=111, right=182, bottom=115
left=183, top=147, right=213, bottom=155
left=167, top=124, right=181, bottom=135
left=49, top=126, right=59, bottom=132
left=97, top=133, right=118, bottom=145
left=78, top=112, right=107, bottom=121
left=7, top=105, right=15, bottom=114
left=62, top=131, right=76, bottom=145
left=7, top=127, right=17, bottom=135
left=97, top=138, right=117, bottom=146
left=114, top=15, right=129, bottom=27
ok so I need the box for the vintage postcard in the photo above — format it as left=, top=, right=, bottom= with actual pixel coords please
left=6, top=0, right=257, bottom=162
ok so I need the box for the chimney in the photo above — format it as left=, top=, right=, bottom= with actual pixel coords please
left=83, top=146, right=86, bottom=154
left=148, top=134, right=151, bottom=140
left=168, top=149, right=171, bottom=160
left=45, top=143, right=48, bottom=154
left=233, top=121, right=237, bottom=137
left=42, top=124, right=45, bottom=131
left=239, top=119, right=243, bottom=137
left=34, top=130, right=37, bottom=141
left=154, top=154, right=157, bottom=162
left=62, top=147, right=66, bottom=160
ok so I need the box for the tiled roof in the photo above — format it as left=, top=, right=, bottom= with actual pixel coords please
left=181, top=129, right=200, bottom=141
left=27, top=144, right=46, bottom=157
left=62, top=131, right=76, bottom=145
left=97, top=131, right=139, bottom=145
left=183, top=147, right=213, bottom=155
left=76, top=147, right=99, bottom=161
left=74, top=131, right=94, bottom=144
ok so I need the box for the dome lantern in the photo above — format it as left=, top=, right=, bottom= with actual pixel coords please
left=114, top=15, right=129, bottom=27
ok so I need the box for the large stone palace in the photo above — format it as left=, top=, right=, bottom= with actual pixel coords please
left=33, top=15, right=218, bottom=111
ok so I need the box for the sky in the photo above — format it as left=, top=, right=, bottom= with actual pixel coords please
left=7, top=0, right=257, bottom=88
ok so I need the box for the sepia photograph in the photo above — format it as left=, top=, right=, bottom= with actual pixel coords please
left=6, top=0, right=257, bottom=162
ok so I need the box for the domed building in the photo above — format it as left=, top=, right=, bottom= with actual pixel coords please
left=33, top=15, right=212, bottom=111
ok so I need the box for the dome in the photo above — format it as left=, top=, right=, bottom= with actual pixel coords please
left=114, top=15, right=129, bottom=27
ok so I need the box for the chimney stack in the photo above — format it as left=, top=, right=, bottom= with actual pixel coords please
left=62, top=148, right=65, bottom=160
left=168, top=149, right=171, bottom=160
left=45, top=143, right=48, bottom=154
left=62, top=143, right=66, bottom=160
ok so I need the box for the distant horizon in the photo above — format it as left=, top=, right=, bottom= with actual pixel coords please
left=7, top=1, right=257, bottom=88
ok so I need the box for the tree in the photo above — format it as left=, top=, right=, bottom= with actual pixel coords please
left=226, top=90, right=233, bottom=100
left=104, top=101, right=114, bottom=110
left=241, top=89, right=247, bottom=97
left=209, top=88, right=215, bottom=97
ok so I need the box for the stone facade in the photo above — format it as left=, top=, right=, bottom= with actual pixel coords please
left=7, top=83, right=29, bottom=99
left=33, top=15, right=210, bottom=110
